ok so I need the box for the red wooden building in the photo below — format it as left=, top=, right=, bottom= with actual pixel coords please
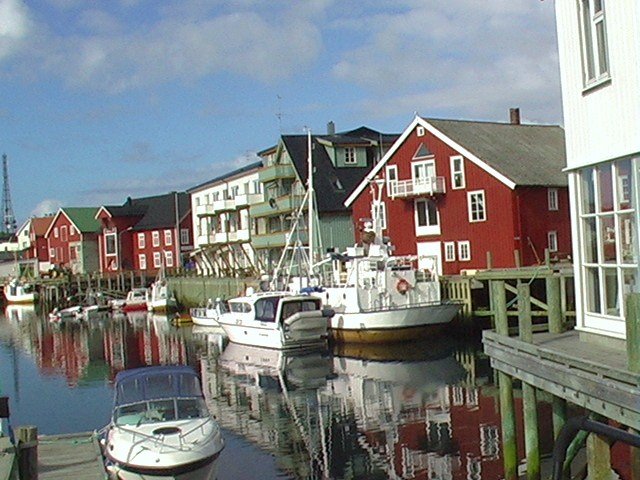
left=346, top=113, right=570, bottom=276
left=96, top=192, right=192, bottom=274
left=45, top=207, right=101, bottom=274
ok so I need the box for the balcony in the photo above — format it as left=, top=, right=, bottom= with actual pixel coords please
left=258, top=164, right=296, bottom=183
left=227, top=229, right=250, bottom=243
left=196, top=233, right=215, bottom=246
left=195, top=204, right=216, bottom=217
left=234, top=192, right=264, bottom=208
left=212, top=198, right=235, bottom=212
left=389, top=177, right=446, bottom=199
left=252, top=229, right=308, bottom=249
left=250, top=195, right=301, bottom=218
left=213, top=232, right=228, bottom=244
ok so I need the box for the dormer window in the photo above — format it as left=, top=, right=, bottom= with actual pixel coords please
left=344, top=147, right=356, bottom=164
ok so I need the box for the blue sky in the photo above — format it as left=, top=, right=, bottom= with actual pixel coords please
left=1, top=0, right=562, bottom=225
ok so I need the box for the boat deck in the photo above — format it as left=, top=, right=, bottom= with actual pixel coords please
left=38, top=432, right=107, bottom=480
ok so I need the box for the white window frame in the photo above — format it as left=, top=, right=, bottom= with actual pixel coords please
left=578, top=0, right=610, bottom=88
left=138, top=254, right=147, bottom=270
left=138, top=233, right=145, bottom=249
left=548, top=188, right=559, bottom=211
left=414, top=199, right=440, bottom=236
left=458, top=241, right=471, bottom=261
left=54, top=227, right=59, bottom=238
left=416, top=126, right=425, bottom=137
left=386, top=165, right=398, bottom=197
left=548, top=231, right=558, bottom=252
left=104, top=232, right=117, bottom=256
left=164, top=250, right=174, bottom=268
left=152, top=231, right=160, bottom=247
left=50, top=248, right=55, bottom=259
left=450, top=155, right=465, bottom=190
left=153, top=251, right=162, bottom=268
left=164, top=229, right=172, bottom=246
left=444, top=242, right=456, bottom=262
left=180, top=228, right=189, bottom=245
left=344, top=147, right=356, bottom=165
left=467, top=190, right=486, bottom=223
left=70, top=225, right=76, bottom=236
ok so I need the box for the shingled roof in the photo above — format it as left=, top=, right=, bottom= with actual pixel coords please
left=100, top=192, right=190, bottom=231
left=281, top=127, right=399, bottom=213
left=425, top=118, right=567, bottom=187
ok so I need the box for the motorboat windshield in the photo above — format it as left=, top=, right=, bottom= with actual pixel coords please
left=113, top=366, right=208, bottom=426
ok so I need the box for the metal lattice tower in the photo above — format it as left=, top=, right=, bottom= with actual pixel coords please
left=1, top=154, right=16, bottom=234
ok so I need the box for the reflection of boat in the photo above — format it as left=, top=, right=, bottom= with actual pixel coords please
left=211, top=292, right=332, bottom=350
left=3, top=279, right=37, bottom=304
left=147, top=267, right=177, bottom=313
left=121, top=288, right=149, bottom=312
left=101, top=365, right=224, bottom=476
left=4, top=304, right=36, bottom=322
left=48, top=305, right=83, bottom=323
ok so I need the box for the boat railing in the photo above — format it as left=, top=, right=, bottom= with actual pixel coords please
left=113, top=416, right=214, bottom=453
left=358, top=298, right=461, bottom=313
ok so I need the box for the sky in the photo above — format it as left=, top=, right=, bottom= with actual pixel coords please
left=0, top=0, right=563, bottom=227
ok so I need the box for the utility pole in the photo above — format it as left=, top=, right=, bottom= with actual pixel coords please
left=1, top=154, right=16, bottom=234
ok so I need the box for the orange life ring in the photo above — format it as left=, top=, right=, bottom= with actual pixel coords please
left=396, top=278, right=410, bottom=295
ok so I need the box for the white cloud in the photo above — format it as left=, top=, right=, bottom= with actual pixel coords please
left=31, top=198, right=63, bottom=217
left=0, top=0, right=33, bottom=60
left=331, top=0, right=561, bottom=123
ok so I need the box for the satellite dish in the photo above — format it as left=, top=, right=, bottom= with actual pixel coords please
left=269, top=198, right=277, bottom=209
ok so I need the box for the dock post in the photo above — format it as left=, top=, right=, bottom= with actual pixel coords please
left=16, top=425, right=38, bottom=480
left=626, top=293, right=640, bottom=478
left=518, top=283, right=540, bottom=480
left=546, top=275, right=563, bottom=333
left=586, top=432, right=611, bottom=480
left=492, top=280, right=518, bottom=480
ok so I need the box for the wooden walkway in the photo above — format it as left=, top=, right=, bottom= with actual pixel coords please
left=38, top=432, right=107, bottom=480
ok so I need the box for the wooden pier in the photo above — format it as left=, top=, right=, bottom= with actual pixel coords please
left=37, top=432, right=106, bottom=480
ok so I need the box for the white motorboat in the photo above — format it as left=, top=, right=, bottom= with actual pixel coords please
left=101, top=365, right=224, bottom=477
left=3, top=279, right=37, bottom=304
left=210, top=290, right=332, bottom=350
left=190, top=298, right=224, bottom=327
left=4, top=304, right=36, bottom=322
left=121, top=288, right=149, bottom=312
left=147, top=267, right=177, bottom=313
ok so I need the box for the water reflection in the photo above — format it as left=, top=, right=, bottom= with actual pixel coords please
left=0, top=310, right=513, bottom=479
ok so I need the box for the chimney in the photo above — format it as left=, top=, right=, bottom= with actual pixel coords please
left=510, top=108, right=521, bottom=125
left=327, top=121, right=335, bottom=135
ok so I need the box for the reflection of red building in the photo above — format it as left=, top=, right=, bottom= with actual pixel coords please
left=35, top=325, right=90, bottom=387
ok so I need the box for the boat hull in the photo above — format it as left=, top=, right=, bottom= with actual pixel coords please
left=329, top=302, right=460, bottom=344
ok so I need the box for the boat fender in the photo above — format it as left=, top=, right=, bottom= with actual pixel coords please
left=396, top=278, right=411, bottom=295
left=322, top=308, right=335, bottom=318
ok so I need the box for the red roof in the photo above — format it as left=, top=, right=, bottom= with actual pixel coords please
left=31, top=216, right=55, bottom=236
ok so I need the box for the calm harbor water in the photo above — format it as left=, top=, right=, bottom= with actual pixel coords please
left=0, top=304, right=533, bottom=479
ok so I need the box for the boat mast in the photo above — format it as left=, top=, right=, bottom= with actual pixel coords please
left=307, top=129, right=314, bottom=274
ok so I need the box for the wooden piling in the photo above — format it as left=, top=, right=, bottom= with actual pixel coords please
left=546, top=275, right=563, bottom=333
left=492, top=280, right=518, bottom=480
left=16, top=425, right=38, bottom=480
left=586, top=433, right=611, bottom=479
left=626, top=293, right=640, bottom=372
left=518, top=283, right=540, bottom=480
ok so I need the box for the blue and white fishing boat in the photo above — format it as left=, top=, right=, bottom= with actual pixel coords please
left=101, top=365, right=224, bottom=477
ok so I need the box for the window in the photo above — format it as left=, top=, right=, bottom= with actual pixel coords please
left=180, top=228, right=189, bottom=245
left=386, top=165, right=398, bottom=197
left=344, top=147, right=356, bottom=164
left=415, top=199, right=440, bottom=236
left=579, top=158, right=637, bottom=324
left=371, top=200, right=387, bottom=230
left=165, top=251, right=174, bottom=268
left=468, top=190, right=486, bottom=222
left=548, top=188, right=559, bottom=211
left=61, top=226, right=68, bottom=242
left=138, top=254, right=147, bottom=270
left=152, top=231, right=160, bottom=247
left=578, top=0, right=609, bottom=86
left=444, top=242, right=456, bottom=262
left=548, top=231, right=558, bottom=252
left=231, top=186, right=239, bottom=197
left=70, top=226, right=76, bottom=236
left=138, top=233, right=145, bottom=249
left=54, top=227, right=59, bottom=238
left=105, top=232, right=117, bottom=255
left=50, top=248, right=55, bottom=259
left=450, top=156, right=465, bottom=189
left=153, top=251, right=162, bottom=268
left=164, top=229, right=172, bottom=246
left=416, top=126, right=425, bottom=137
left=458, top=241, right=471, bottom=261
